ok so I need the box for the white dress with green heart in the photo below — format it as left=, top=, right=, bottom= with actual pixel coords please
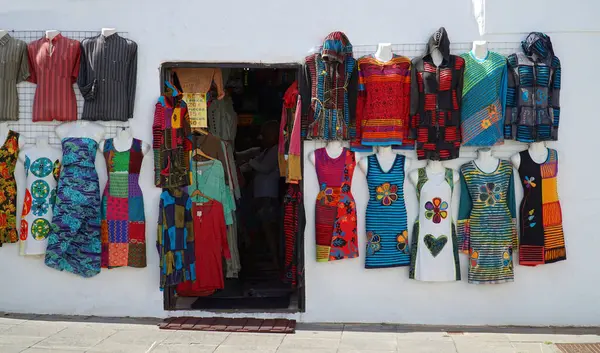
left=409, top=167, right=461, bottom=281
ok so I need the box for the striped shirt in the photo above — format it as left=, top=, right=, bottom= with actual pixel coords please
left=77, top=34, right=137, bottom=121
left=27, top=34, right=81, bottom=122
left=0, top=34, right=30, bottom=120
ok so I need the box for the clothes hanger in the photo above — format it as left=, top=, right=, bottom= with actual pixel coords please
left=191, top=187, right=212, bottom=200
left=193, top=147, right=214, bottom=161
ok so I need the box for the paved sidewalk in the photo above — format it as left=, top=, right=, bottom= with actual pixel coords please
left=0, top=314, right=598, bottom=352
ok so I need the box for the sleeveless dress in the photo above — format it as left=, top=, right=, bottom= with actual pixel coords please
left=100, top=138, right=146, bottom=268
left=314, top=147, right=359, bottom=262
left=45, top=138, right=102, bottom=278
left=409, top=168, right=460, bottom=281
left=19, top=147, right=62, bottom=255
left=457, top=160, right=517, bottom=284
left=0, top=130, right=19, bottom=246
left=365, top=154, right=410, bottom=269
left=517, top=148, right=566, bottom=265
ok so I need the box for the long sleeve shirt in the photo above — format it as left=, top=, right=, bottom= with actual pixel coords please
left=77, top=34, right=138, bottom=121
left=0, top=34, right=29, bottom=121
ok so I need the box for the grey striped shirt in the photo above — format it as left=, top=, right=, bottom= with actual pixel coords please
left=0, top=34, right=30, bottom=121
left=77, top=34, right=137, bottom=121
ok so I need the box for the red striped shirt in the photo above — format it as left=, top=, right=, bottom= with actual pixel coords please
left=27, top=34, right=80, bottom=122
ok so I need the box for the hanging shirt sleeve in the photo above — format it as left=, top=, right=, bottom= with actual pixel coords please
left=508, top=167, right=518, bottom=250
left=456, top=168, right=472, bottom=254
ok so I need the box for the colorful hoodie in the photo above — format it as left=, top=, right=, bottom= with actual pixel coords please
left=299, top=31, right=358, bottom=141
left=278, top=81, right=302, bottom=184
left=505, top=32, right=561, bottom=142
left=410, top=27, right=465, bottom=161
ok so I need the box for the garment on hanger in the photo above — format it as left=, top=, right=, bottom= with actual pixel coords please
left=283, top=183, right=303, bottom=286
left=459, top=51, right=507, bottom=146
left=365, top=154, right=410, bottom=268
left=0, top=131, right=20, bottom=245
left=505, top=32, right=561, bottom=142
left=517, top=148, right=566, bottom=265
left=157, top=188, right=195, bottom=290
left=173, top=68, right=225, bottom=128
left=77, top=33, right=137, bottom=121
left=190, top=133, right=231, bottom=185
left=45, top=137, right=102, bottom=278
left=409, top=168, right=460, bottom=281
left=100, top=138, right=146, bottom=268
left=410, top=27, right=465, bottom=160
left=352, top=54, right=413, bottom=151
left=278, top=81, right=302, bottom=184
left=300, top=31, right=358, bottom=141
left=153, top=81, right=192, bottom=188
left=0, top=34, right=29, bottom=121
left=314, top=148, right=358, bottom=261
left=19, top=146, right=61, bottom=255
left=457, top=159, right=517, bottom=284
left=27, top=34, right=80, bottom=122
left=176, top=200, right=230, bottom=295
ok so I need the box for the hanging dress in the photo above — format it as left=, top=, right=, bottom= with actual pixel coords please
left=517, top=148, right=566, bottom=265
left=45, top=138, right=102, bottom=278
left=457, top=160, right=518, bottom=284
left=365, top=154, right=410, bottom=268
left=409, top=168, right=460, bottom=281
left=19, top=147, right=62, bottom=255
left=0, top=131, right=19, bottom=246
left=100, top=138, right=146, bottom=268
left=314, top=147, right=358, bottom=262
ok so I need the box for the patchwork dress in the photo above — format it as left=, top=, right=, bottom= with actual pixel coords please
left=517, top=148, right=566, bottom=265
left=409, top=168, right=460, bottom=281
left=0, top=130, right=19, bottom=245
left=100, top=138, right=146, bottom=268
left=45, top=138, right=102, bottom=278
left=457, top=160, right=517, bottom=284
left=19, top=147, right=62, bottom=255
left=365, top=154, right=410, bottom=268
left=314, top=148, right=358, bottom=262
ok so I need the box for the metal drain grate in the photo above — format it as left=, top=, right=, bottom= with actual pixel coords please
left=556, top=343, right=600, bottom=353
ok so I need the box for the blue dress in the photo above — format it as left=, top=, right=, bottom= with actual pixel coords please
left=365, top=154, right=410, bottom=268
left=45, top=138, right=102, bottom=278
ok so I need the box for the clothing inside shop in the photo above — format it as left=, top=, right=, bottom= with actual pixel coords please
left=167, top=65, right=303, bottom=310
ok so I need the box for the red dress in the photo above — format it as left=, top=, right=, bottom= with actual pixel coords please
left=176, top=200, right=230, bottom=295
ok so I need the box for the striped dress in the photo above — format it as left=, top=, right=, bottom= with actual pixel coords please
left=365, top=154, right=409, bottom=268
left=457, top=160, right=517, bottom=284
left=459, top=51, right=507, bottom=147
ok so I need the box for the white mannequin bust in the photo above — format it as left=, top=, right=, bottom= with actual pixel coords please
left=409, top=160, right=459, bottom=186
left=472, top=40, right=488, bottom=60
left=374, top=43, right=393, bottom=63
left=101, top=28, right=117, bottom=37
left=98, top=127, right=150, bottom=155
left=358, top=146, right=411, bottom=175
left=0, top=30, right=8, bottom=40
left=309, top=140, right=344, bottom=167
left=474, top=148, right=500, bottom=173
left=511, top=141, right=548, bottom=169
left=45, top=30, right=60, bottom=40
left=55, top=121, right=105, bottom=143
left=19, top=135, right=62, bottom=162
left=431, top=48, right=444, bottom=67
left=0, top=122, right=25, bottom=150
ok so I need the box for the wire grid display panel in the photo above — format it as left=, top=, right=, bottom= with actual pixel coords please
left=350, top=41, right=520, bottom=59
left=10, top=30, right=130, bottom=146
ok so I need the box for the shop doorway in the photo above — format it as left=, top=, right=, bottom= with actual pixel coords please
left=159, top=62, right=305, bottom=313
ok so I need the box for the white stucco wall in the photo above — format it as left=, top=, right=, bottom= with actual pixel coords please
left=0, top=0, right=597, bottom=326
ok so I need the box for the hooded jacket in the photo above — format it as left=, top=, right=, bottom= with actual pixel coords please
left=505, top=32, right=561, bottom=142
left=409, top=27, right=465, bottom=161
left=299, top=31, right=358, bottom=141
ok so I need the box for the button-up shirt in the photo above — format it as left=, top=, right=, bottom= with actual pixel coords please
left=77, top=34, right=137, bottom=121
left=27, top=34, right=81, bottom=122
left=0, top=34, right=29, bottom=121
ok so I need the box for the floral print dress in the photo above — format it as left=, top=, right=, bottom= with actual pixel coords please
left=365, top=154, right=410, bottom=268
left=0, top=130, right=19, bottom=246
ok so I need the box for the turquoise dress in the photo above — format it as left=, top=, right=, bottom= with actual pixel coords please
left=365, top=154, right=410, bottom=268
left=45, top=138, right=101, bottom=278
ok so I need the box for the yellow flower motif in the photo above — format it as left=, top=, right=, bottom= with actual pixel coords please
left=481, top=118, right=492, bottom=129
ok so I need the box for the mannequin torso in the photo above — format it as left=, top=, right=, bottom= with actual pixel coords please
left=309, top=141, right=344, bottom=167
left=374, top=43, right=393, bottom=63
left=511, top=141, right=548, bottom=169
left=19, top=135, right=62, bottom=162
left=359, top=146, right=411, bottom=175
left=409, top=160, right=459, bottom=186
left=55, top=121, right=106, bottom=143
left=471, top=40, right=488, bottom=60
left=99, top=128, right=150, bottom=155
left=45, top=30, right=60, bottom=41
left=431, top=48, right=444, bottom=67
left=474, top=148, right=500, bottom=173
left=101, top=28, right=117, bottom=37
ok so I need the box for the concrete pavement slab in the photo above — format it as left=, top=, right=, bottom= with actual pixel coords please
left=86, top=341, right=157, bottom=353
left=278, top=336, right=340, bottom=350
left=339, top=336, right=398, bottom=351
left=453, top=340, right=518, bottom=353
left=149, top=343, right=219, bottom=353
left=397, top=340, right=458, bottom=352
left=396, top=331, right=454, bottom=341
left=219, top=332, right=285, bottom=348
left=161, top=330, right=230, bottom=345
left=275, top=347, right=337, bottom=353
left=21, top=348, right=86, bottom=353
left=32, top=326, right=117, bottom=350
left=511, top=342, right=560, bottom=352
left=99, top=328, right=171, bottom=345
left=507, top=333, right=600, bottom=343
left=213, top=346, right=277, bottom=353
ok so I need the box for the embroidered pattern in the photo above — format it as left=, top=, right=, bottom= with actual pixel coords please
left=424, top=197, right=449, bottom=223
left=424, top=234, right=448, bottom=257
left=376, top=182, right=399, bottom=206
